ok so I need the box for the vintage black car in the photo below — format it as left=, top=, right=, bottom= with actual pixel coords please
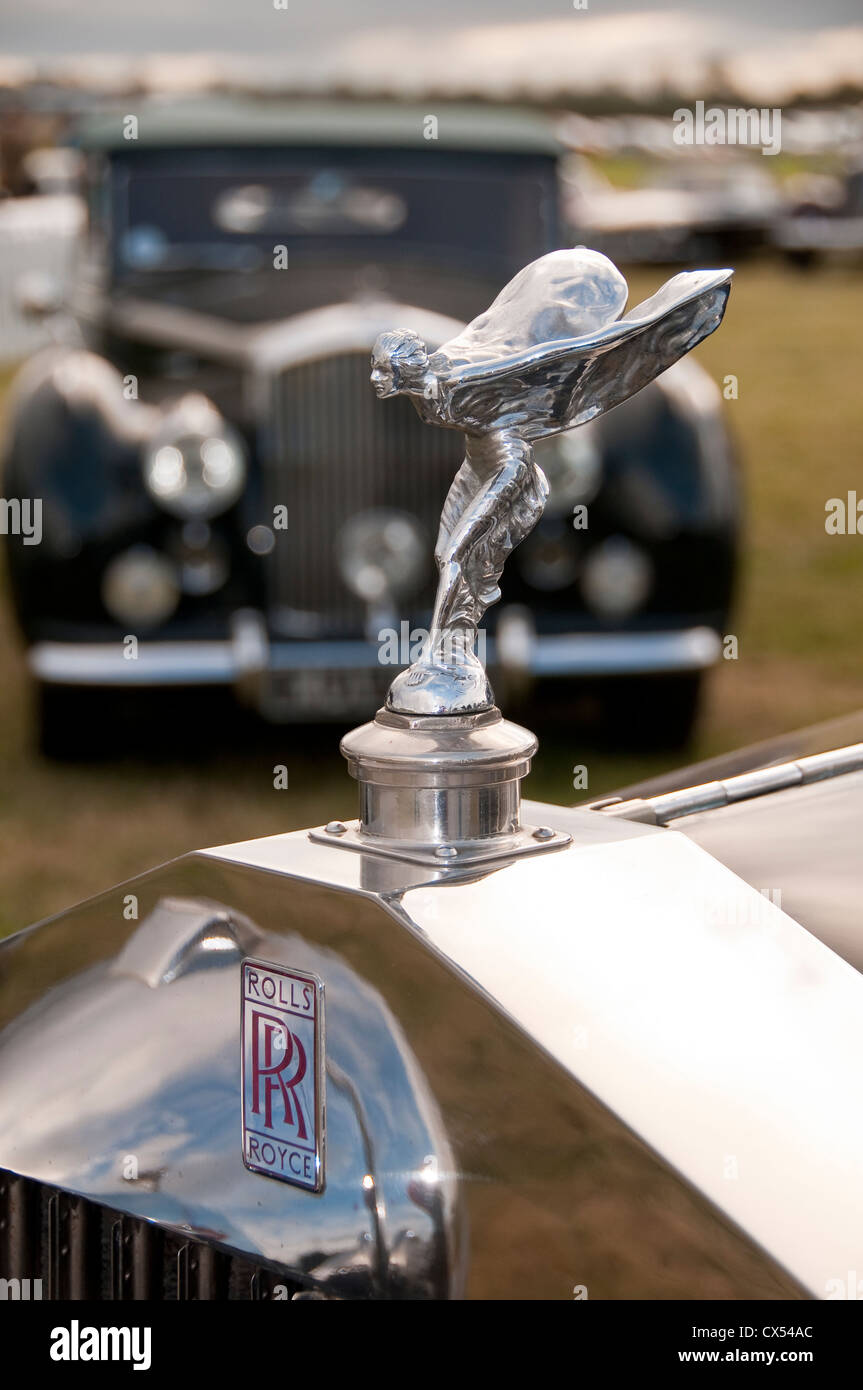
left=2, top=100, right=738, bottom=754
left=0, top=229, right=857, bottom=1308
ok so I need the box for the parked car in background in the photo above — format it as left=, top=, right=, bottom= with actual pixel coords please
left=563, top=153, right=780, bottom=265
left=772, top=161, right=863, bottom=267
left=1, top=100, right=738, bottom=754
left=0, top=191, right=84, bottom=365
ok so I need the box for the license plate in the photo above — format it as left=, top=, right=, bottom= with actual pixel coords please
left=263, top=666, right=391, bottom=717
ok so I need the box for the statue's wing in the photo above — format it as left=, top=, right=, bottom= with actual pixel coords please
left=433, top=268, right=732, bottom=440
left=432, top=443, right=549, bottom=633
left=433, top=247, right=630, bottom=367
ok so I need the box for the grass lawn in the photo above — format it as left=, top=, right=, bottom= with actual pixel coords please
left=1, top=258, right=862, bottom=935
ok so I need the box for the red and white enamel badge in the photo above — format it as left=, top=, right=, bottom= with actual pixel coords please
left=241, top=958, right=325, bottom=1191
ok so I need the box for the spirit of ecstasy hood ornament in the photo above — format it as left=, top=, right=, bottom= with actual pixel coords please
left=332, top=248, right=731, bottom=864
left=371, top=246, right=733, bottom=717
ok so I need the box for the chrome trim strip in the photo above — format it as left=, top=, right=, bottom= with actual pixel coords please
left=253, top=301, right=464, bottom=373
left=599, top=742, right=863, bottom=825
left=28, top=626, right=721, bottom=687
left=29, top=640, right=239, bottom=686
left=98, top=297, right=465, bottom=371
left=525, top=625, right=720, bottom=675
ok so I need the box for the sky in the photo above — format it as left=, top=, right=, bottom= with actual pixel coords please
left=1, top=0, right=860, bottom=57
left=1, top=1, right=861, bottom=105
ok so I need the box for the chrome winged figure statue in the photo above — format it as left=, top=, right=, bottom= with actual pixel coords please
left=371, top=247, right=732, bottom=716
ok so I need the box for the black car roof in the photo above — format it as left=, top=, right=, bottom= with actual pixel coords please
left=74, top=99, right=561, bottom=156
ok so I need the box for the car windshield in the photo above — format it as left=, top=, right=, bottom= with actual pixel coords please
left=104, top=147, right=557, bottom=282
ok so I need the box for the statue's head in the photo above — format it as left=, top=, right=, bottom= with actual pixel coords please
left=371, top=330, right=430, bottom=399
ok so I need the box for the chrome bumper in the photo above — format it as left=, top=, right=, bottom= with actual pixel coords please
left=29, top=622, right=721, bottom=688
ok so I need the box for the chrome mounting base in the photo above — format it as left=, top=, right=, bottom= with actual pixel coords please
left=324, top=705, right=570, bottom=867
left=308, top=817, right=570, bottom=869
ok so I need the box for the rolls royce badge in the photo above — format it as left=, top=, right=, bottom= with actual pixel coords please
left=241, top=958, right=325, bottom=1192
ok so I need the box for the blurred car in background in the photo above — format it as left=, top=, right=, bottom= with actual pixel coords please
left=1, top=100, right=739, bottom=755
left=0, top=193, right=84, bottom=365
left=564, top=154, right=780, bottom=265
left=772, top=160, right=863, bottom=267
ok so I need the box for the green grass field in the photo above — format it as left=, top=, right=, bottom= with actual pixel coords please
left=1, top=259, right=862, bottom=935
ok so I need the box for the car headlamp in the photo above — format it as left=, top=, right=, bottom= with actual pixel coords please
left=101, top=545, right=179, bottom=627
left=581, top=535, right=653, bottom=620
left=337, top=509, right=428, bottom=605
left=143, top=395, right=246, bottom=519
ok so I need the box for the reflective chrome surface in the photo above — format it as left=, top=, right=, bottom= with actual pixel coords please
left=0, top=803, right=825, bottom=1298
left=205, top=798, right=863, bottom=1298
left=340, top=706, right=543, bottom=847
left=371, top=247, right=732, bottom=717
left=308, top=818, right=571, bottom=871
left=673, top=765, right=863, bottom=976
left=0, top=892, right=463, bottom=1299
left=341, top=248, right=733, bottom=849
left=597, top=742, right=863, bottom=825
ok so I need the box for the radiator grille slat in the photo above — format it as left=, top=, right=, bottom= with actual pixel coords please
left=111, top=1215, right=163, bottom=1302
left=176, top=1241, right=230, bottom=1301
left=0, top=1171, right=304, bottom=1301
left=265, top=352, right=464, bottom=635
left=65, top=1193, right=101, bottom=1300
left=45, top=1190, right=102, bottom=1299
left=0, top=1172, right=39, bottom=1286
